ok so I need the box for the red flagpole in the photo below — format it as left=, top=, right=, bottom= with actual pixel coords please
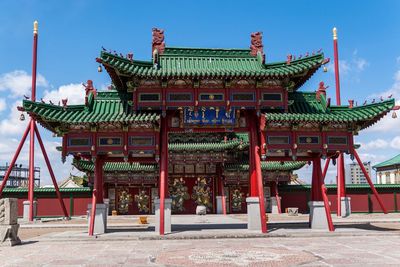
left=333, top=27, right=346, bottom=217
left=28, top=21, right=39, bottom=221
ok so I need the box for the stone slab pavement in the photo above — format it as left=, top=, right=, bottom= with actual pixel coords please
left=1, top=235, right=400, bottom=266
left=3, top=213, right=400, bottom=266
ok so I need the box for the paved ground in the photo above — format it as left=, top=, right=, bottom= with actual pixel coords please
left=2, top=214, right=400, bottom=266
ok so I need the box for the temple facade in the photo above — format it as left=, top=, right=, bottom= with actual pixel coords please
left=21, top=28, right=394, bottom=234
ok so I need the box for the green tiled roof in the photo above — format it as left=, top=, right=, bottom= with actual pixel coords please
left=225, top=161, right=306, bottom=172
left=2, top=187, right=91, bottom=193
left=100, top=47, right=325, bottom=84
left=265, top=92, right=394, bottom=129
left=74, top=160, right=158, bottom=173
left=73, top=159, right=305, bottom=173
left=373, top=154, right=400, bottom=169
left=22, top=91, right=160, bottom=132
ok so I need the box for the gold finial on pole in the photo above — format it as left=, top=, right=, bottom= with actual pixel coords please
left=333, top=27, right=337, bottom=40
left=33, top=20, right=38, bottom=34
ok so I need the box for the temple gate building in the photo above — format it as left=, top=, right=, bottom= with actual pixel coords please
left=20, top=28, right=395, bottom=234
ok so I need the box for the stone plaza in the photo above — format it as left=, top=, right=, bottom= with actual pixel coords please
left=1, top=213, right=400, bottom=266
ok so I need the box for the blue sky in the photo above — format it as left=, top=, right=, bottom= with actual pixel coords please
left=0, top=0, right=399, bottom=185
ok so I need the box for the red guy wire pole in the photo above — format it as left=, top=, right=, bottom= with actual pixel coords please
left=34, top=125, right=69, bottom=218
left=0, top=123, right=30, bottom=196
left=322, top=158, right=331, bottom=179
left=89, top=189, right=97, bottom=236
left=353, top=149, right=388, bottom=214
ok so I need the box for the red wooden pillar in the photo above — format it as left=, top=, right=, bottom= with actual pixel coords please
left=249, top=113, right=258, bottom=197
left=313, top=157, right=334, bottom=231
left=159, top=115, right=168, bottom=235
left=250, top=112, right=267, bottom=233
left=271, top=181, right=281, bottom=214
left=94, top=157, right=104, bottom=204
left=311, top=158, right=323, bottom=201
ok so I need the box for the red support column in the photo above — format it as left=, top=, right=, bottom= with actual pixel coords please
left=316, top=158, right=335, bottom=231
left=94, top=157, right=104, bottom=204
left=273, top=181, right=281, bottom=214
left=249, top=114, right=258, bottom=197
left=159, top=115, right=168, bottom=235
left=250, top=113, right=267, bottom=233
left=0, top=123, right=30, bottom=196
left=88, top=189, right=97, bottom=236
left=353, top=149, right=388, bottom=214
left=219, top=178, right=227, bottom=215
left=34, top=125, right=69, bottom=218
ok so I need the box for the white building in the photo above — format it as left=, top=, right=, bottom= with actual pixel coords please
left=373, top=154, right=400, bottom=184
left=345, top=161, right=371, bottom=184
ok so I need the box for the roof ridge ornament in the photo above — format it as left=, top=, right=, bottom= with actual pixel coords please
left=250, top=32, right=265, bottom=62
left=152, top=28, right=165, bottom=56
left=316, top=81, right=329, bottom=102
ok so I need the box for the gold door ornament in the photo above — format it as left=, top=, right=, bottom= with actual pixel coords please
left=231, top=187, right=244, bottom=212
left=192, top=177, right=213, bottom=211
left=169, top=178, right=190, bottom=212
left=117, top=188, right=132, bottom=214
left=134, top=189, right=150, bottom=213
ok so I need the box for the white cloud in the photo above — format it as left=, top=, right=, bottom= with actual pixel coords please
left=390, top=136, right=400, bottom=149
left=328, top=51, right=369, bottom=76
left=354, top=58, right=369, bottom=71
left=0, top=100, right=29, bottom=136
left=0, top=98, right=6, bottom=112
left=359, top=139, right=389, bottom=150
left=42, top=83, right=85, bottom=105
left=0, top=70, right=48, bottom=98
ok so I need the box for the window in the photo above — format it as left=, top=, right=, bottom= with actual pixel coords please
left=69, top=138, right=90, bottom=146
left=130, top=136, right=154, bottom=146
left=262, top=93, right=282, bottom=101
left=199, top=93, right=224, bottom=101
left=168, top=93, right=192, bottom=102
left=328, top=136, right=348, bottom=145
left=298, top=136, right=320, bottom=144
left=99, top=137, right=122, bottom=146
left=139, top=93, right=160, bottom=102
left=267, top=136, right=290, bottom=145
left=232, top=93, right=255, bottom=101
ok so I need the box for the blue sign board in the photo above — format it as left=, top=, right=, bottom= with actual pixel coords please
left=184, top=107, right=235, bottom=126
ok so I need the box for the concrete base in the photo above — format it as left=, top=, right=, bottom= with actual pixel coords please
left=0, top=224, right=21, bottom=246
left=340, top=197, right=351, bottom=218
left=154, top=198, right=172, bottom=234
left=246, top=197, right=261, bottom=231
left=308, top=201, right=329, bottom=230
left=23, top=200, right=37, bottom=221
left=216, top=196, right=226, bottom=214
left=87, top=204, right=107, bottom=234
left=270, top=197, right=281, bottom=214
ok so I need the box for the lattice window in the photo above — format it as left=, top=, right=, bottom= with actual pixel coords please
left=262, top=93, right=282, bottom=101
left=139, top=93, right=160, bottom=102
left=69, top=138, right=90, bottom=146
left=267, top=136, right=290, bottom=144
